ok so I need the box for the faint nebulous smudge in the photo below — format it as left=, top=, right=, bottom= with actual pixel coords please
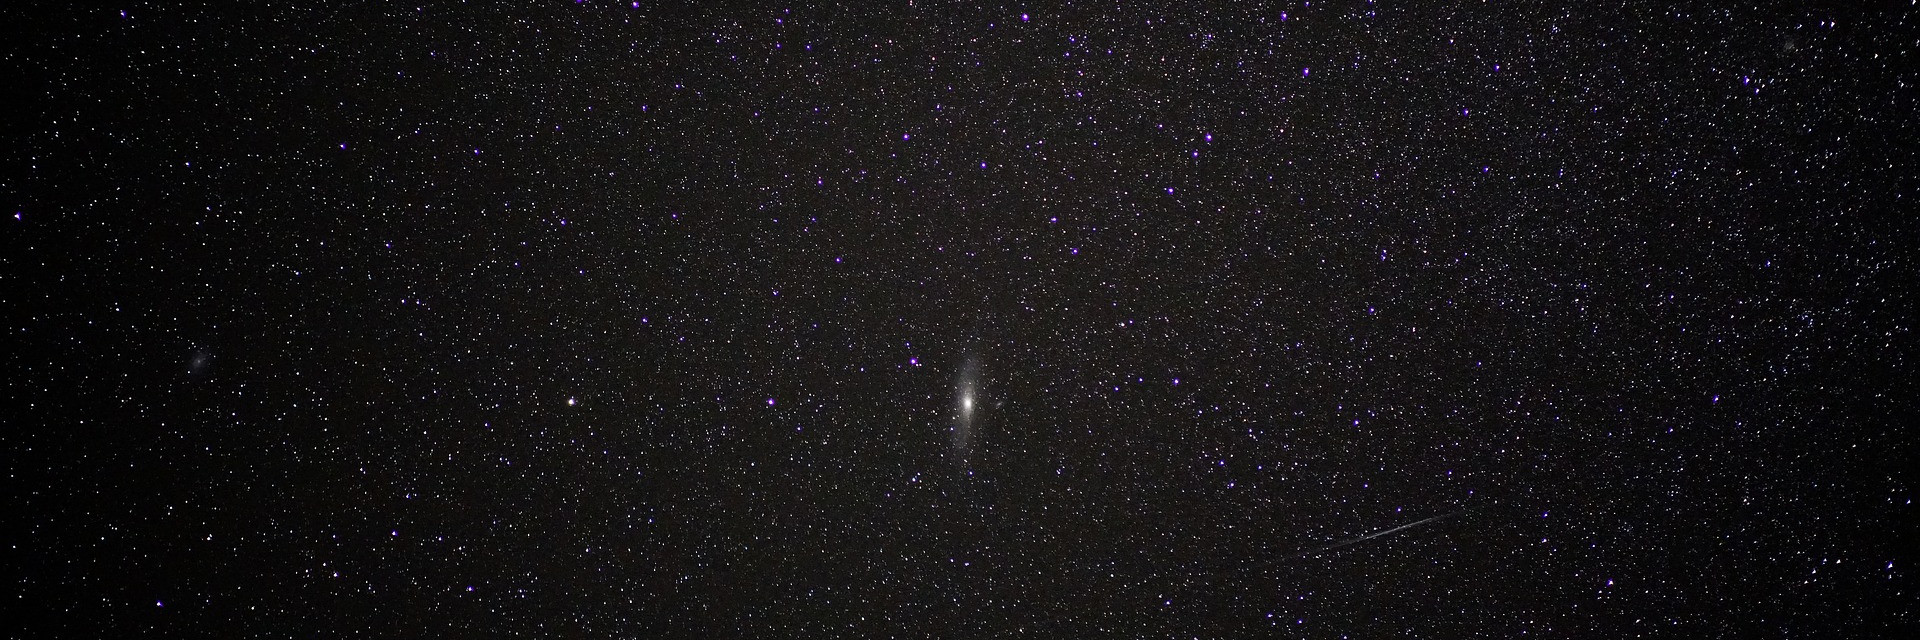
left=951, top=353, right=983, bottom=470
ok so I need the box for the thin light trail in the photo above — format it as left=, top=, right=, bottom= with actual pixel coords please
left=1299, top=509, right=1465, bottom=557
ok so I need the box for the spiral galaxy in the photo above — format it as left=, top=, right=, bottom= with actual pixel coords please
left=951, top=354, right=983, bottom=469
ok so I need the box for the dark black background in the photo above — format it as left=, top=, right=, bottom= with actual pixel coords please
left=5, top=1, right=1915, bottom=636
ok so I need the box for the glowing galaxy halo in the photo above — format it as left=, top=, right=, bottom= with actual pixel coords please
left=950, top=353, right=983, bottom=469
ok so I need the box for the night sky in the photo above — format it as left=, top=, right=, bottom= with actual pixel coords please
left=6, top=2, right=1918, bottom=637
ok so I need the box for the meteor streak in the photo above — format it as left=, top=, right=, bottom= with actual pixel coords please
left=1300, top=509, right=1464, bottom=557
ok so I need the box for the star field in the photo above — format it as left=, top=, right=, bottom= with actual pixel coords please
left=5, top=1, right=1917, bottom=636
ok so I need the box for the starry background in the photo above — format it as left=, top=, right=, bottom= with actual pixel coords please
left=5, top=1, right=1917, bottom=637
